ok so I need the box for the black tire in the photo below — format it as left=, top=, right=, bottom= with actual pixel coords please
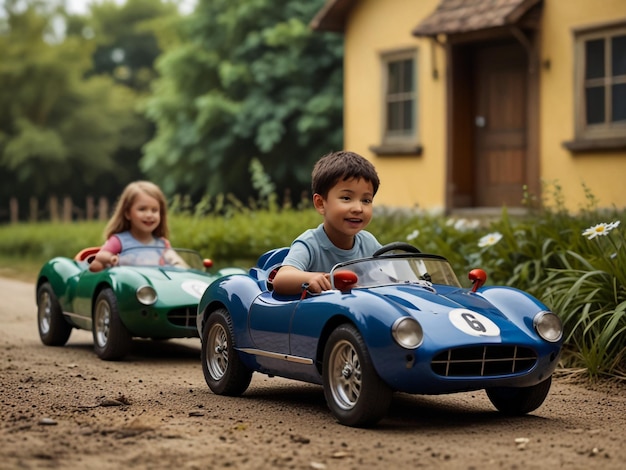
left=201, top=308, right=252, bottom=396
left=486, top=376, right=553, bottom=415
left=323, top=324, right=392, bottom=427
left=37, top=282, right=72, bottom=346
left=92, top=289, right=132, bottom=361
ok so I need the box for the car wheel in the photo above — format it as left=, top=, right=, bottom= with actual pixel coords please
left=486, top=376, right=553, bottom=415
left=92, top=289, right=132, bottom=361
left=201, top=308, right=252, bottom=396
left=37, top=282, right=72, bottom=346
left=323, top=324, right=392, bottom=427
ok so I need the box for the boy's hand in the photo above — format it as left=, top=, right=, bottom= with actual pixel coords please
left=271, top=266, right=331, bottom=296
left=305, top=273, right=332, bottom=293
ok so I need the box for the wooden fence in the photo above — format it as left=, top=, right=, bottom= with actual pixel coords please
left=2, top=196, right=111, bottom=224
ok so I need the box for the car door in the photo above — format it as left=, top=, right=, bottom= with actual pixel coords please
left=70, top=270, right=100, bottom=329
left=248, top=292, right=299, bottom=353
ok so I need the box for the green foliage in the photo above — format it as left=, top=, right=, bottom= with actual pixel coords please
left=142, top=0, right=343, bottom=203
left=0, top=0, right=152, bottom=208
left=249, top=157, right=278, bottom=209
left=0, top=221, right=104, bottom=262
left=539, top=223, right=626, bottom=378
left=78, top=0, right=178, bottom=92
left=1, top=0, right=341, bottom=220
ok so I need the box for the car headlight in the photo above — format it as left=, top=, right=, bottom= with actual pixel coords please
left=392, top=317, right=423, bottom=349
left=534, top=311, right=562, bottom=342
left=136, top=285, right=157, bottom=305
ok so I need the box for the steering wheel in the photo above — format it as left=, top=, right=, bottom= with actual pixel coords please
left=373, top=242, right=421, bottom=257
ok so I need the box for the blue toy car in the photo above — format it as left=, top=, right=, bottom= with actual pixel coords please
left=196, top=242, right=563, bottom=427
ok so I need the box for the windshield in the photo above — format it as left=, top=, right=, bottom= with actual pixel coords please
left=116, top=247, right=204, bottom=270
left=330, top=255, right=461, bottom=289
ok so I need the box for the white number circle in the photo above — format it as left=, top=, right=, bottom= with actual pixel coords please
left=449, top=308, right=500, bottom=337
left=181, top=280, right=210, bottom=299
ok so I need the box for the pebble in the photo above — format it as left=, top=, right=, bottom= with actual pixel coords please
left=38, top=418, right=57, bottom=425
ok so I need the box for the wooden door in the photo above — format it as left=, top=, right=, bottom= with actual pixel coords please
left=474, top=44, right=528, bottom=207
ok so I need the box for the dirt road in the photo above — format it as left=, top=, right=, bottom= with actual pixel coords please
left=1, top=277, right=625, bottom=469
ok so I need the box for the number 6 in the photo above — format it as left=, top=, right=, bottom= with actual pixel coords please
left=461, top=313, right=486, bottom=333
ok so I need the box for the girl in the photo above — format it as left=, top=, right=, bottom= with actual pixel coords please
left=89, top=181, right=174, bottom=272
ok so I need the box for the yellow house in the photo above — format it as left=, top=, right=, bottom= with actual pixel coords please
left=311, top=0, right=626, bottom=213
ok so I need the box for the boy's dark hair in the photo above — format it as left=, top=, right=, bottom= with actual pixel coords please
left=312, top=151, right=380, bottom=198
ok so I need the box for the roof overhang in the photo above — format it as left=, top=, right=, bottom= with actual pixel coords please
left=412, top=0, right=543, bottom=38
left=310, top=0, right=357, bottom=33
left=311, top=0, right=542, bottom=36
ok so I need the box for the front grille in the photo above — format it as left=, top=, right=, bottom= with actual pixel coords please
left=431, top=345, right=537, bottom=377
left=167, top=307, right=195, bottom=327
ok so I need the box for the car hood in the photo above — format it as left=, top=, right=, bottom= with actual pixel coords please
left=118, top=266, right=216, bottom=302
left=366, top=284, right=498, bottom=316
left=361, top=284, right=534, bottom=341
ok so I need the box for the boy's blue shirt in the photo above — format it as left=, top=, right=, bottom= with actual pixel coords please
left=282, top=223, right=382, bottom=273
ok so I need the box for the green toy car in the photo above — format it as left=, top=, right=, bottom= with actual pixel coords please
left=36, top=246, right=245, bottom=361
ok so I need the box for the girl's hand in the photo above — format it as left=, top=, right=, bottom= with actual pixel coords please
left=89, top=259, right=105, bottom=273
left=89, top=251, right=119, bottom=272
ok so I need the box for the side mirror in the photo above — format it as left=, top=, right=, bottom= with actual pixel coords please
left=468, top=268, right=487, bottom=292
left=333, top=270, right=358, bottom=292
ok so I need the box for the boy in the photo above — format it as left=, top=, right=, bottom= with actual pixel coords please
left=272, top=151, right=381, bottom=295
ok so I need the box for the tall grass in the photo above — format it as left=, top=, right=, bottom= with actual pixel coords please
left=540, top=222, right=626, bottom=378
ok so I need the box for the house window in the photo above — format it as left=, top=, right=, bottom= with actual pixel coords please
left=573, top=22, right=626, bottom=144
left=386, top=57, right=415, bottom=138
left=371, top=49, right=421, bottom=156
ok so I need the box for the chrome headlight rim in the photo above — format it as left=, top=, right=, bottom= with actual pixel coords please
left=136, top=285, right=157, bottom=306
left=391, top=316, right=424, bottom=349
left=533, top=310, right=563, bottom=343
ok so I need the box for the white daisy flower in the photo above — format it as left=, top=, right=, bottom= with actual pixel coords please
left=582, top=221, right=620, bottom=240
left=454, top=218, right=468, bottom=231
left=454, top=218, right=481, bottom=231
left=467, top=219, right=481, bottom=230
left=406, top=229, right=420, bottom=241
left=478, top=232, right=503, bottom=248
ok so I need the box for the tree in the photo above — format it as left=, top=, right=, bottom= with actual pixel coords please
left=0, top=1, right=147, bottom=205
left=76, top=0, right=178, bottom=92
left=142, top=0, right=343, bottom=203
left=0, top=0, right=179, bottom=220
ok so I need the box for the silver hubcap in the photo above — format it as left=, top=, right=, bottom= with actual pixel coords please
left=206, top=323, right=228, bottom=380
left=38, top=291, right=52, bottom=335
left=94, top=300, right=111, bottom=347
left=328, top=339, right=362, bottom=410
